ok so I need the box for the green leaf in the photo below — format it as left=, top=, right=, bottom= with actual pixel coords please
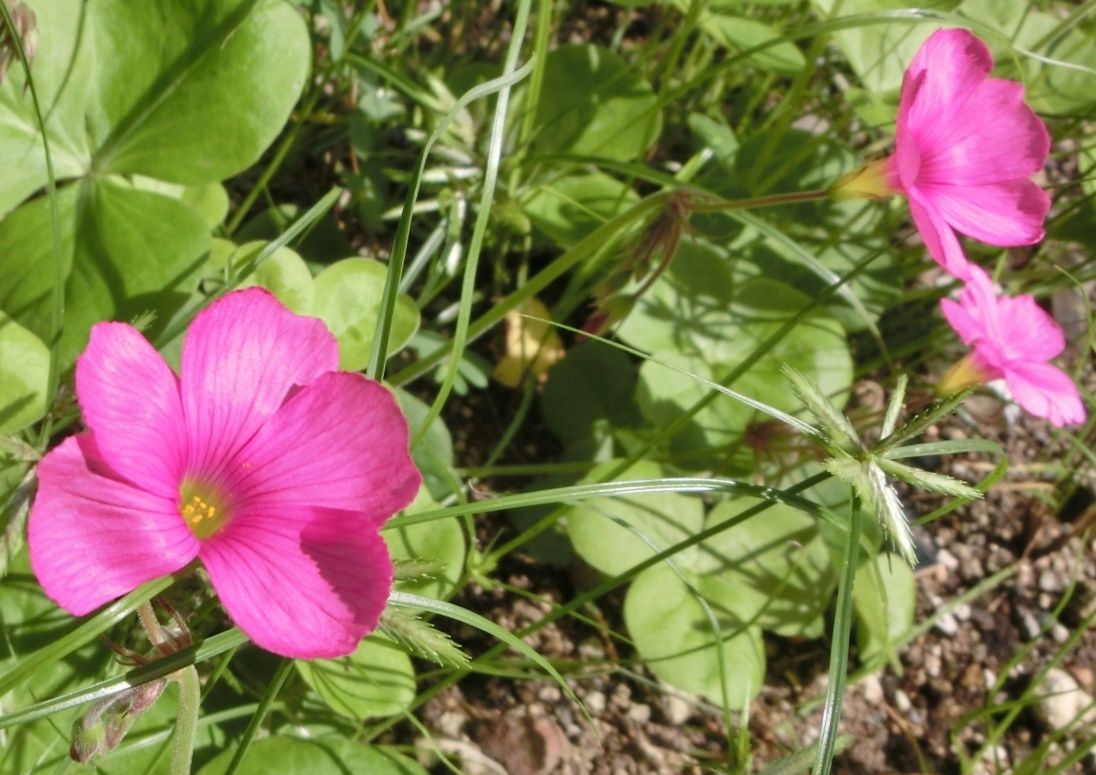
left=295, top=634, right=416, bottom=721
left=540, top=340, right=642, bottom=446
left=0, top=0, right=92, bottom=216
left=852, top=552, right=916, bottom=662
left=676, top=2, right=805, bottom=74
left=0, top=179, right=210, bottom=369
left=0, top=312, right=49, bottom=433
left=131, top=176, right=230, bottom=230
left=385, top=488, right=466, bottom=600
left=199, top=736, right=427, bottom=775
left=522, top=171, right=641, bottom=248
left=0, top=0, right=309, bottom=214
left=621, top=242, right=852, bottom=461
left=624, top=563, right=765, bottom=707
left=235, top=241, right=315, bottom=314
left=961, top=0, right=1096, bottom=115
left=565, top=460, right=705, bottom=577
left=86, top=0, right=310, bottom=183
left=312, top=258, right=420, bottom=371
left=810, top=0, right=942, bottom=93
left=396, top=389, right=457, bottom=501
left=530, top=44, right=662, bottom=162
left=696, top=497, right=836, bottom=638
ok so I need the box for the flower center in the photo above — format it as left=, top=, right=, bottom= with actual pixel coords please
left=178, top=481, right=229, bottom=539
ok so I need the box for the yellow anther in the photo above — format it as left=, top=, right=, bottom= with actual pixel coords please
left=178, top=484, right=229, bottom=540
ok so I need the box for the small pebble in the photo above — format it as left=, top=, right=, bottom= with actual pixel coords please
left=1035, top=668, right=1096, bottom=732
left=935, top=612, right=959, bottom=637
left=437, top=710, right=466, bottom=738
left=937, top=548, right=959, bottom=572
left=862, top=675, right=884, bottom=705
left=661, top=695, right=693, bottom=725
left=1018, top=608, right=1042, bottom=640
left=1039, top=569, right=1061, bottom=593
left=1073, top=666, right=1094, bottom=690
left=894, top=689, right=912, bottom=713
left=627, top=704, right=651, bottom=724
left=585, top=691, right=606, bottom=716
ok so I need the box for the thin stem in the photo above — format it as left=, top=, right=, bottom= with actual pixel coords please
left=812, top=492, right=862, bottom=775
left=136, top=603, right=169, bottom=653
left=168, top=667, right=201, bottom=775
left=0, top=1, right=66, bottom=436
left=222, top=659, right=293, bottom=775
left=409, top=0, right=532, bottom=445
left=687, top=188, right=831, bottom=213
left=388, top=191, right=671, bottom=387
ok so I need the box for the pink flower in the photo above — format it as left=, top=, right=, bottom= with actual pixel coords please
left=940, top=265, right=1085, bottom=427
left=889, top=28, right=1051, bottom=279
left=28, top=289, right=421, bottom=659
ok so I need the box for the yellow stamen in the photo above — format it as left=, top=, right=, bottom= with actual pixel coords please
left=178, top=482, right=229, bottom=539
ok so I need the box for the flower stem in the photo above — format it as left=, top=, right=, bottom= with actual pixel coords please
left=813, top=492, right=862, bottom=775
left=136, top=602, right=169, bottom=651
left=137, top=602, right=201, bottom=775
left=687, top=188, right=831, bottom=212
left=169, top=666, right=201, bottom=775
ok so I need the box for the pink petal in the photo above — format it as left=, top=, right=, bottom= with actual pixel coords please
left=902, top=29, right=992, bottom=143
left=1004, top=361, right=1087, bottom=427
left=199, top=505, right=393, bottom=658
left=181, top=289, right=339, bottom=476
left=921, top=179, right=1050, bottom=247
left=28, top=436, right=200, bottom=616
left=907, top=193, right=972, bottom=279
left=75, top=323, right=186, bottom=497
left=893, top=66, right=923, bottom=194
left=916, top=79, right=1049, bottom=186
left=993, top=294, right=1066, bottom=362
left=227, top=372, right=421, bottom=525
left=940, top=298, right=981, bottom=347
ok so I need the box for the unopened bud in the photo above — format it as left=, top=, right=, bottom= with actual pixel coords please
left=68, top=680, right=167, bottom=763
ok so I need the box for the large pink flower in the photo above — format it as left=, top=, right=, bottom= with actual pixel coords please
left=889, top=28, right=1051, bottom=279
left=28, top=289, right=421, bottom=659
left=940, top=265, right=1085, bottom=427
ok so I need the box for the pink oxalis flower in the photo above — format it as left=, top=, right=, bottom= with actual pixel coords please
left=836, top=28, right=1051, bottom=279
left=891, top=28, right=1051, bottom=278
left=28, top=289, right=421, bottom=659
left=940, top=265, right=1085, bottom=427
